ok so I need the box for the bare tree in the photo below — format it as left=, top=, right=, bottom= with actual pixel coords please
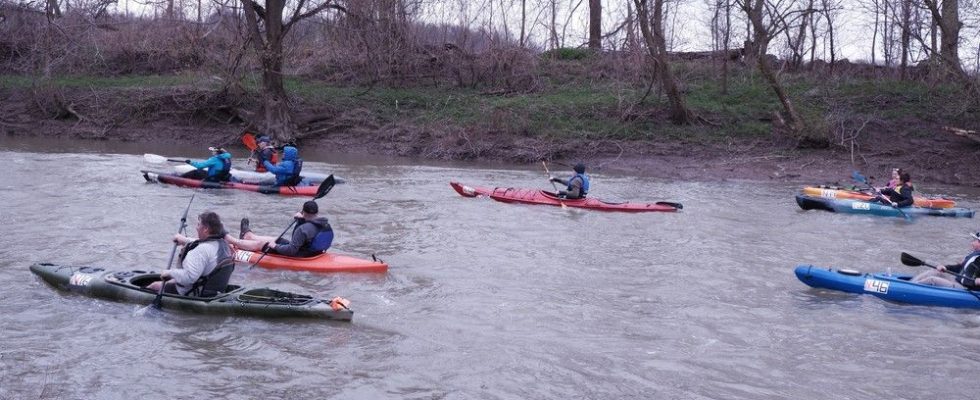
left=738, top=0, right=805, bottom=134
left=588, top=0, right=600, bottom=49
left=633, top=0, right=697, bottom=124
left=240, top=0, right=346, bottom=141
left=922, top=0, right=963, bottom=74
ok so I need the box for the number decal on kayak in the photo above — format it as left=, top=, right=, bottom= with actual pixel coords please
left=863, top=279, right=889, bottom=294
left=69, top=273, right=93, bottom=287
left=820, top=189, right=837, bottom=199
left=851, top=202, right=871, bottom=210
left=235, top=250, right=254, bottom=263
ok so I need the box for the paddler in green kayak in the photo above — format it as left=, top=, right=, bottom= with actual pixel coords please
left=146, top=211, right=236, bottom=297
left=549, top=163, right=591, bottom=199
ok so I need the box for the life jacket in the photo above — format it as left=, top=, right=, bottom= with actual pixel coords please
left=568, top=173, right=590, bottom=196
left=956, top=250, right=980, bottom=287
left=284, top=158, right=304, bottom=187
left=302, top=219, right=334, bottom=253
left=255, top=148, right=278, bottom=173
left=178, top=234, right=235, bottom=297
left=211, top=153, right=232, bottom=181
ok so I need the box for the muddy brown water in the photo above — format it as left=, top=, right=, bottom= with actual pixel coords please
left=2, top=136, right=980, bottom=399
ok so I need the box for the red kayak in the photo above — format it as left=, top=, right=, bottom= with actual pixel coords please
left=233, top=249, right=388, bottom=273
left=142, top=170, right=318, bottom=196
left=450, top=181, right=682, bottom=212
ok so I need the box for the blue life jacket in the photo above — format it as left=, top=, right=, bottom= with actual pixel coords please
left=263, top=146, right=303, bottom=186
left=568, top=173, right=590, bottom=196
left=308, top=227, right=334, bottom=252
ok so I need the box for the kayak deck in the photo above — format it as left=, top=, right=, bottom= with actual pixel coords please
left=233, top=249, right=388, bottom=273
left=142, top=170, right=319, bottom=196
left=450, top=181, right=680, bottom=212
left=30, top=263, right=353, bottom=320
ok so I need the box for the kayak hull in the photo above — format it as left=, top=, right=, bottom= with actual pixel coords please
left=142, top=170, right=319, bottom=196
left=802, top=186, right=954, bottom=208
left=450, top=181, right=680, bottom=213
left=795, top=264, right=980, bottom=308
left=795, top=194, right=974, bottom=218
left=171, top=164, right=343, bottom=186
left=234, top=250, right=388, bottom=273
left=29, top=263, right=353, bottom=320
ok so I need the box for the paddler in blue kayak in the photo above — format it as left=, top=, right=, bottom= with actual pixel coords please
left=263, top=144, right=303, bottom=186
left=182, top=146, right=233, bottom=182
left=911, top=232, right=980, bottom=289
left=146, top=211, right=236, bottom=297
left=549, top=162, right=590, bottom=199
left=227, top=200, right=333, bottom=258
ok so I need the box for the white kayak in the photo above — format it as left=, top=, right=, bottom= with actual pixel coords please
left=170, top=164, right=343, bottom=186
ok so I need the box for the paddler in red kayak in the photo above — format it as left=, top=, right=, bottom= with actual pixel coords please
left=549, top=163, right=591, bottom=199
left=227, top=200, right=334, bottom=257
left=911, top=232, right=980, bottom=289
left=249, top=135, right=278, bottom=173
left=146, top=211, right=236, bottom=297
left=182, top=146, right=233, bottom=182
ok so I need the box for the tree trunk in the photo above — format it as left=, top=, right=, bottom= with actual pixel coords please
left=633, top=0, right=696, bottom=124
left=520, top=0, right=526, bottom=48
left=588, top=0, right=601, bottom=50
left=742, top=0, right=804, bottom=134
left=242, top=0, right=296, bottom=142
left=900, top=0, right=910, bottom=80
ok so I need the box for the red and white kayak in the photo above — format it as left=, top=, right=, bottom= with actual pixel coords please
left=450, top=181, right=682, bottom=213
left=142, top=169, right=319, bottom=196
left=233, top=249, right=388, bottom=273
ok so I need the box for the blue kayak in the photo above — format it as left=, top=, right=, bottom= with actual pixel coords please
left=795, top=265, right=980, bottom=308
left=795, top=194, right=975, bottom=218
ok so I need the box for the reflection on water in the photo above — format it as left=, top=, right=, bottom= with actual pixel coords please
left=2, top=141, right=980, bottom=399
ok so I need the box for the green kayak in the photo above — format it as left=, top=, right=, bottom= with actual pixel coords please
left=30, top=263, right=353, bottom=321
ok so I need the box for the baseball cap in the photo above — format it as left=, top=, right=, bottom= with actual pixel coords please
left=303, top=201, right=318, bottom=214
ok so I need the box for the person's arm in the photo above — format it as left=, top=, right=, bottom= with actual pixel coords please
left=271, top=218, right=309, bottom=257
left=189, top=157, right=218, bottom=170
left=550, top=177, right=569, bottom=186
left=164, top=245, right=209, bottom=288
left=263, top=160, right=292, bottom=174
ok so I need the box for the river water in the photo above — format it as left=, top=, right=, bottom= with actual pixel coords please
left=1, top=138, right=980, bottom=399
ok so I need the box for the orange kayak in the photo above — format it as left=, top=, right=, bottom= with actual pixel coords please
left=233, top=249, right=388, bottom=273
left=801, top=186, right=955, bottom=208
left=450, top=181, right=681, bottom=212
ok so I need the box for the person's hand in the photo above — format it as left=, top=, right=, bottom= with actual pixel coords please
left=160, top=271, right=171, bottom=280
left=938, top=265, right=947, bottom=272
left=174, top=233, right=189, bottom=244
left=261, top=242, right=274, bottom=253
left=294, top=211, right=304, bottom=219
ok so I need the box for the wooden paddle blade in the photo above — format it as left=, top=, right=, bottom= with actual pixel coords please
left=314, top=175, right=336, bottom=199
left=242, top=132, right=258, bottom=150
left=900, top=252, right=924, bottom=267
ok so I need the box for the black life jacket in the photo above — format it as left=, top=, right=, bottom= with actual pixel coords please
left=178, top=234, right=235, bottom=297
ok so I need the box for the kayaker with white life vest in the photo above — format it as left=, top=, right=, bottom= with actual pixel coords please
left=250, top=135, right=278, bottom=173
left=227, top=200, right=334, bottom=258
left=182, top=146, right=232, bottom=182
left=875, top=171, right=914, bottom=207
left=549, top=163, right=590, bottom=199
left=911, top=232, right=980, bottom=289
left=263, top=145, right=303, bottom=186
left=146, top=211, right=235, bottom=297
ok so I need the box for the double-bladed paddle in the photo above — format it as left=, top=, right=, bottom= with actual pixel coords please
left=247, top=175, right=336, bottom=270
left=900, top=252, right=974, bottom=281
left=852, top=171, right=911, bottom=221
left=144, top=153, right=188, bottom=164
left=152, top=194, right=195, bottom=310
left=542, top=161, right=568, bottom=210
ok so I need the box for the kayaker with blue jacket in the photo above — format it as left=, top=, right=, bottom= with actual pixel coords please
left=912, top=232, right=980, bottom=289
left=549, top=163, right=590, bottom=199
left=262, top=145, right=303, bottom=186
left=182, top=147, right=232, bottom=182
left=227, top=200, right=333, bottom=258
left=146, top=211, right=235, bottom=297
